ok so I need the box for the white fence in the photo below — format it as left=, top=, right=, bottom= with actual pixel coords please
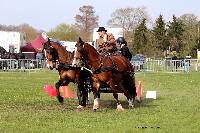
left=131, top=59, right=200, bottom=72
left=0, top=59, right=46, bottom=72
left=1, top=58, right=200, bottom=73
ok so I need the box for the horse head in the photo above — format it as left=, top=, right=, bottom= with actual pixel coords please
left=72, top=37, right=85, bottom=66
left=43, top=38, right=74, bottom=70
left=42, top=39, right=58, bottom=69
left=72, top=37, right=99, bottom=68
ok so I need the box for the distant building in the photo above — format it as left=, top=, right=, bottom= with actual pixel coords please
left=92, top=27, right=123, bottom=49
left=0, top=31, right=26, bottom=53
left=61, top=41, right=76, bottom=52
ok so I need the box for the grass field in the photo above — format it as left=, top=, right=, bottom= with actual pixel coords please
left=0, top=70, right=199, bottom=133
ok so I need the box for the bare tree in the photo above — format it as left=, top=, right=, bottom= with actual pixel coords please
left=0, top=24, right=19, bottom=31
left=19, top=24, right=39, bottom=42
left=0, top=24, right=39, bottom=42
left=108, top=7, right=148, bottom=31
left=107, top=7, right=149, bottom=36
left=75, top=5, right=99, bottom=41
left=179, top=14, right=199, bottom=57
left=179, top=13, right=198, bottom=27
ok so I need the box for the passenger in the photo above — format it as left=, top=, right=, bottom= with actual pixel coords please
left=116, top=37, right=132, bottom=61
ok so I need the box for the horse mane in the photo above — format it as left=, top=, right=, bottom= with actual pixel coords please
left=84, top=43, right=99, bottom=60
left=0, top=46, right=6, bottom=54
left=50, top=41, right=74, bottom=64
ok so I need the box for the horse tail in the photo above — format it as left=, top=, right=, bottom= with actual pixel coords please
left=122, top=71, right=137, bottom=98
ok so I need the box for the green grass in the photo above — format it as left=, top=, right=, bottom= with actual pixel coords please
left=0, top=70, right=199, bottom=133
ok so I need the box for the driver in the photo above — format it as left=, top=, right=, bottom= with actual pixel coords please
left=96, top=27, right=116, bottom=54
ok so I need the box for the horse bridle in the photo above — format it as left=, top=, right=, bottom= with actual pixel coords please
left=74, top=43, right=86, bottom=64
left=43, top=43, right=58, bottom=66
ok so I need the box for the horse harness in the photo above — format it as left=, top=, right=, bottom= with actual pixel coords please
left=80, top=44, right=119, bottom=74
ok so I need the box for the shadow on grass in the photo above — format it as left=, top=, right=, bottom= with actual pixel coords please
left=91, top=97, right=162, bottom=110
left=134, top=98, right=157, bottom=108
left=1, top=96, right=163, bottom=113
left=0, top=99, right=81, bottom=112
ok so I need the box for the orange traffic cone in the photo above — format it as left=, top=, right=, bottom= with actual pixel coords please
left=43, top=84, right=57, bottom=97
left=59, top=86, right=74, bottom=99
left=136, top=81, right=142, bottom=102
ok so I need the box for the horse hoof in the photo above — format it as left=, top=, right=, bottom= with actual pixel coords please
left=93, top=106, right=98, bottom=111
left=128, top=105, right=134, bottom=109
left=75, top=108, right=82, bottom=112
left=75, top=108, right=83, bottom=112
left=93, top=103, right=99, bottom=111
left=75, top=105, right=84, bottom=112
left=93, top=105, right=99, bottom=111
left=135, top=97, right=142, bottom=103
left=116, top=104, right=124, bottom=112
left=116, top=108, right=124, bottom=112
left=57, top=96, right=64, bottom=103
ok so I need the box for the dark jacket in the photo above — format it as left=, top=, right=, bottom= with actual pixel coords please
left=120, top=45, right=132, bottom=61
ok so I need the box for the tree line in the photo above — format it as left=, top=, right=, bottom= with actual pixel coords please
left=1, top=5, right=200, bottom=58
left=132, top=14, right=200, bottom=58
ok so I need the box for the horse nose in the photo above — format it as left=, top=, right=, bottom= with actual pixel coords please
left=49, top=66, right=53, bottom=70
left=46, top=64, right=53, bottom=69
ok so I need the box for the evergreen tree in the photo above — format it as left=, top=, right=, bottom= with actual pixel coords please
left=132, top=18, right=148, bottom=55
left=167, top=15, right=184, bottom=55
left=153, top=15, right=169, bottom=55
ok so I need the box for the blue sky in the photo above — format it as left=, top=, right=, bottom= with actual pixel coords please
left=1, top=0, right=199, bottom=31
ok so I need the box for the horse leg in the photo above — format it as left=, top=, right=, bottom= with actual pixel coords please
left=117, top=78, right=134, bottom=109
left=107, top=79, right=124, bottom=111
left=128, top=76, right=137, bottom=101
left=93, top=88, right=100, bottom=111
left=91, top=79, right=101, bottom=111
left=122, top=74, right=137, bottom=107
left=113, top=93, right=125, bottom=111
left=55, top=80, right=64, bottom=103
left=76, top=78, right=88, bottom=111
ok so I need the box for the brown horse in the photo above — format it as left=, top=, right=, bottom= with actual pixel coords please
left=43, top=39, right=95, bottom=110
left=72, top=38, right=136, bottom=111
